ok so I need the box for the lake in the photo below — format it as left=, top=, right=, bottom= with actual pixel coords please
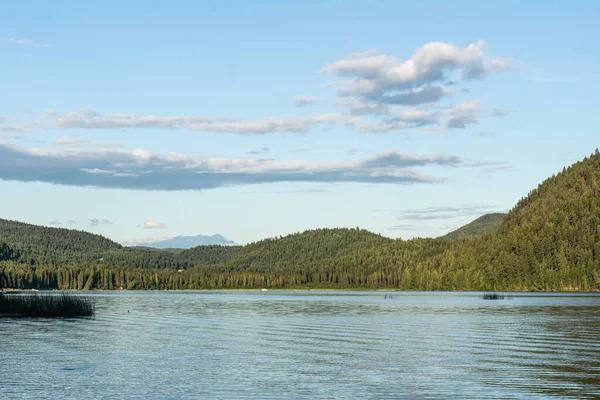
left=1, top=291, right=599, bottom=399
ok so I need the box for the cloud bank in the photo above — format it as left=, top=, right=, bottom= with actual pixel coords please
left=0, top=142, right=474, bottom=191
left=319, top=41, right=511, bottom=101
left=8, top=109, right=353, bottom=135
left=321, top=40, right=513, bottom=132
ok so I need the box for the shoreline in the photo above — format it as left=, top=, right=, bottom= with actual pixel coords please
left=3, top=288, right=600, bottom=295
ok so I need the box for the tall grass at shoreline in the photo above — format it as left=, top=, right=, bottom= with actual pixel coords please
left=0, top=292, right=95, bottom=317
left=482, top=293, right=506, bottom=300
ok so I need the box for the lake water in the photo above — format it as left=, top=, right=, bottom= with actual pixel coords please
left=1, top=291, right=599, bottom=399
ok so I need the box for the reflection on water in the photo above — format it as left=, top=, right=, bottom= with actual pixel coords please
left=1, top=291, right=599, bottom=399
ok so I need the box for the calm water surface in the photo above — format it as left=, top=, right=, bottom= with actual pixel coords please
left=1, top=291, right=599, bottom=399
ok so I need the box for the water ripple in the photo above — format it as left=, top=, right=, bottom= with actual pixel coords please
left=1, top=291, right=599, bottom=399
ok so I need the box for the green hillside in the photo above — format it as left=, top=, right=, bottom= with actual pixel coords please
left=0, top=218, right=121, bottom=264
left=1, top=150, right=599, bottom=291
left=440, top=213, right=507, bottom=241
left=439, top=149, right=600, bottom=291
left=230, top=228, right=395, bottom=270
left=0, top=242, right=19, bottom=262
left=0, top=219, right=190, bottom=269
left=200, top=228, right=449, bottom=288
left=178, top=245, right=242, bottom=265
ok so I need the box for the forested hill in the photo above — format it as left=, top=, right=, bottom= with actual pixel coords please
left=234, top=228, right=395, bottom=268
left=1, top=150, right=599, bottom=291
left=440, top=149, right=600, bottom=291
left=0, top=218, right=121, bottom=251
left=0, top=218, right=190, bottom=268
left=440, top=213, right=507, bottom=241
left=0, top=218, right=121, bottom=264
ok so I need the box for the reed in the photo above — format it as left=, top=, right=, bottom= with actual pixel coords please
left=482, top=292, right=505, bottom=300
left=0, top=292, right=95, bottom=317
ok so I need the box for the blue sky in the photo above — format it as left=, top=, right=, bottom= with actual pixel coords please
left=1, top=0, right=599, bottom=245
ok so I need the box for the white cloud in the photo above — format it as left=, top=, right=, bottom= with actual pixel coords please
left=490, top=108, right=512, bottom=117
left=81, top=168, right=115, bottom=175
left=55, top=138, right=88, bottom=146
left=246, top=146, right=270, bottom=155
left=55, top=137, right=124, bottom=148
left=143, top=221, right=169, bottom=229
left=368, top=84, right=454, bottom=106
left=319, top=41, right=511, bottom=97
left=2, top=99, right=505, bottom=137
left=90, top=218, right=112, bottom=226
left=0, top=133, right=23, bottom=140
left=7, top=38, right=33, bottom=46
left=319, top=40, right=513, bottom=130
left=1, top=96, right=511, bottom=138
left=49, top=220, right=63, bottom=226
left=291, top=96, right=319, bottom=107
left=0, top=123, right=34, bottom=133
left=396, top=204, right=502, bottom=220
left=389, top=224, right=417, bottom=231
left=0, top=142, right=480, bottom=190
left=332, top=97, right=391, bottom=116
left=3, top=109, right=358, bottom=135
left=441, top=100, right=512, bottom=130
left=354, top=100, right=497, bottom=133
left=444, top=100, right=482, bottom=129
left=49, top=109, right=353, bottom=134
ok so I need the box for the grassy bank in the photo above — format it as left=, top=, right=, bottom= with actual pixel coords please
left=0, top=292, right=95, bottom=317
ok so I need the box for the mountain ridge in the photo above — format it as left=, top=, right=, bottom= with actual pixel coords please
left=130, top=234, right=236, bottom=249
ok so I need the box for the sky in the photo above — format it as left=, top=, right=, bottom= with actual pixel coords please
left=1, top=0, right=599, bottom=245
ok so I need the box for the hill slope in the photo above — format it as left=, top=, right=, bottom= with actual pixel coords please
left=232, top=228, right=395, bottom=269
left=441, top=150, right=600, bottom=290
left=0, top=218, right=122, bottom=264
left=199, top=228, right=450, bottom=288
left=440, top=213, right=507, bottom=241
left=0, top=219, right=190, bottom=269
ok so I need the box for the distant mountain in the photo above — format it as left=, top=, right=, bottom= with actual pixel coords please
left=133, top=234, right=236, bottom=249
left=440, top=213, right=507, bottom=241
left=130, top=246, right=186, bottom=253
